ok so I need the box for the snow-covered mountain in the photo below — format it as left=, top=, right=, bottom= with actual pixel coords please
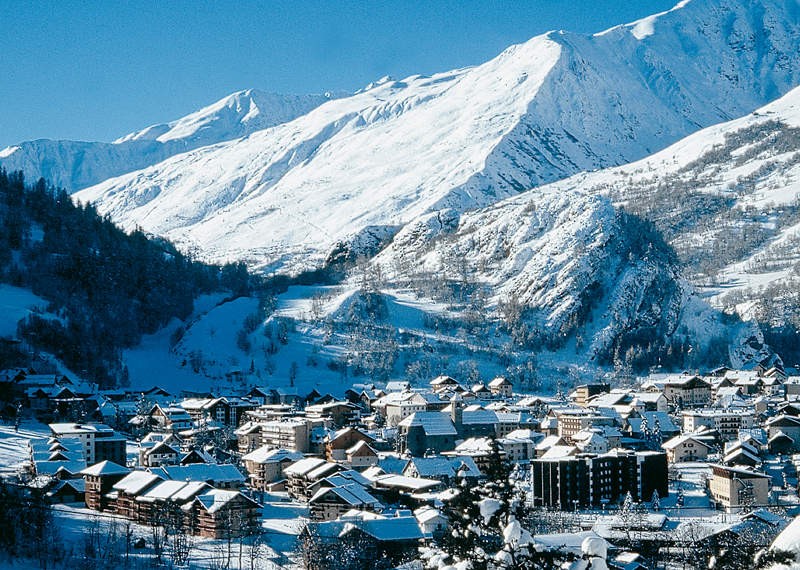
left=525, top=83, right=800, bottom=329
left=69, top=0, right=800, bottom=273
left=0, top=90, right=333, bottom=191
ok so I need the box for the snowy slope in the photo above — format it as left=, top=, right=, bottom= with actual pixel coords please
left=0, top=90, right=333, bottom=191
left=521, top=84, right=800, bottom=320
left=73, top=0, right=800, bottom=273
left=372, top=187, right=753, bottom=366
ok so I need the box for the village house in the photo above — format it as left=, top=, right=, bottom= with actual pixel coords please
left=708, top=465, right=771, bottom=512
left=339, top=442, right=374, bottom=470
left=139, top=440, right=180, bottom=468
left=81, top=460, right=131, bottom=511
left=661, top=434, right=713, bottom=463
left=397, top=411, right=458, bottom=456
left=151, top=463, right=247, bottom=489
left=241, top=447, right=303, bottom=491
left=376, top=391, right=429, bottom=426
left=488, top=377, right=513, bottom=398
left=305, top=400, right=360, bottom=427
left=308, top=483, right=382, bottom=521
left=643, top=374, right=711, bottom=408
left=765, top=415, right=800, bottom=450
left=570, top=384, right=611, bottom=406
left=186, top=489, right=262, bottom=539
left=325, top=427, right=375, bottom=462
left=234, top=421, right=263, bottom=454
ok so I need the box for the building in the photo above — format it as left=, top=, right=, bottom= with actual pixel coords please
left=488, top=377, right=513, bottom=398
left=530, top=450, right=668, bottom=509
left=258, top=419, right=311, bottom=453
left=647, top=375, right=711, bottom=408
left=187, top=489, right=262, bottom=539
left=241, top=447, right=303, bottom=491
left=81, top=460, right=131, bottom=511
left=397, top=412, right=458, bottom=456
left=661, top=435, right=713, bottom=463
left=570, top=384, right=611, bottom=406
left=708, top=465, right=771, bottom=512
left=49, top=423, right=126, bottom=465
left=682, top=409, right=755, bottom=441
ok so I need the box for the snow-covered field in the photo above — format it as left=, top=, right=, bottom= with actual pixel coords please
left=0, top=284, right=46, bottom=337
left=0, top=420, right=49, bottom=478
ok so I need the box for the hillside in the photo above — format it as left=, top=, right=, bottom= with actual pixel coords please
left=0, top=170, right=252, bottom=387
left=520, top=85, right=800, bottom=362
left=68, top=0, right=800, bottom=273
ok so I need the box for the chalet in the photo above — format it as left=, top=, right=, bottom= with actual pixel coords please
left=661, top=435, right=713, bottom=463
left=397, top=412, right=457, bottom=456
left=570, top=384, right=610, bottom=406
left=46, top=478, right=86, bottom=503
left=308, top=483, right=382, bottom=521
left=241, top=447, right=303, bottom=491
left=325, top=427, right=375, bottom=462
left=345, top=440, right=379, bottom=468
left=110, top=470, right=163, bottom=519
left=152, top=463, right=246, bottom=489
left=766, top=415, right=800, bottom=450
left=429, top=375, right=460, bottom=392
left=488, top=377, right=513, bottom=398
left=148, top=404, right=193, bottom=432
left=378, top=391, right=428, bottom=427
left=234, top=421, right=263, bottom=454
left=645, top=375, right=711, bottom=408
left=414, top=506, right=448, bottom=539
left=185, top=489, right=262, bottom=539
left=140, top=441, right=180, bottom=468
left=285, top=458, right=336, bottom=501
left=471, top=384, right=492, bottom=399
left=305, top=401, right=360, bottom=427
left=81, top=460, right=131, bottom=511
left=768, top=431, right=795, bottom=454
left=402, top=456, right=481, bottom=484
left=303, top=515, right=425, bottom=567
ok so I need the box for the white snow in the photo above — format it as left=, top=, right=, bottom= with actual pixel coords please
left=0, top=284, right=47, bottom=337
left=69, top=0, right=800, bottom=274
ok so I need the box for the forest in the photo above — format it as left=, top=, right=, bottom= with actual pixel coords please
left=0, top=170, right=253, bottom=387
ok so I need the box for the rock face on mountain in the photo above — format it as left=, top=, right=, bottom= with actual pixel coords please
left=45, top=0, right=797, bottom=273
left=0, top=90, right=333, bottom=192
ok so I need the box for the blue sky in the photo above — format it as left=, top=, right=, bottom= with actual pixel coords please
left=0, top=1, right=676, bottom=148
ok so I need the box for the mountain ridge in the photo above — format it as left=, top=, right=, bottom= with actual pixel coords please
left=66, top=0, right=800, bottom=274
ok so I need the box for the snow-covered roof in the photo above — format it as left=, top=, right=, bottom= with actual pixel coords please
left=352, top=516, right=424, bottom=541
left=80, top=460, right=130, bottom=477
left=309, top=483, right=380, bottom=507
left=540, top=445, right=578, bottom=459
left=398, top=412, right=457, bottom=436
left=661, top=434, right=712, bottom=450
left=113, top=470, right=162, bottom=495
left=157, top=463, right=245, bottom=483
left=373, top=474, right=441, bottom=492
left=136, top=480, right=189, bottom=503
left=242, top=446, right=304, bottom=464
left=194, top=489, right=259, bottom=514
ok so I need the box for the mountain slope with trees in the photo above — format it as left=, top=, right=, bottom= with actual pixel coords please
left=0, top=169, right=252, bottom=386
